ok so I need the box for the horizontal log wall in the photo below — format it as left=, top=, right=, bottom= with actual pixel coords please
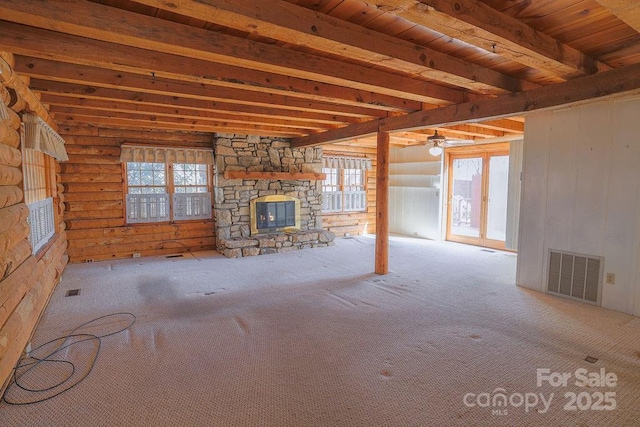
left=322, top=143, right=377, bottom=236
left=58, top=125, right=216, bottom=262
left=0, top=59, right=68, bottom=392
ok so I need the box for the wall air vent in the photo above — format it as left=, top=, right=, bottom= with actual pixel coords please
left=547, top=250, right=602, bottom=305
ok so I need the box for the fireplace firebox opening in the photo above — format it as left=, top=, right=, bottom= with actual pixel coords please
left=250, top=195, right=301, bottom=235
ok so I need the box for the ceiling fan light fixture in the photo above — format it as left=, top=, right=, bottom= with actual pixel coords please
left=427, top=130, right=446, bottom=144
left=427, top=130, right=445, bottom=156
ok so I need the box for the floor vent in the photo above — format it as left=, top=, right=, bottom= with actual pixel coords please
left=65, top=289, right=81, bottom=297
left=547, top=250, right=602, bottom=305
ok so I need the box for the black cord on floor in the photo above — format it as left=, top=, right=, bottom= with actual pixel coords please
left=2, top=312, right=136, bottom=405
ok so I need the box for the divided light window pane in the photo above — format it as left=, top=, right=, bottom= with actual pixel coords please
left=126, top=162, right=167, bottom=193
left=322, top=167, right=339, bottom=191
left=174, top=163, right=208, bottom=193
left=344, top=168, right=364, bottom=191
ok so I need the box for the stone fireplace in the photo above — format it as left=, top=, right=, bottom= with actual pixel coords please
left=213, top=134, right=334, bottom=258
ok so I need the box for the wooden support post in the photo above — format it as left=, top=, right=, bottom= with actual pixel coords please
left=375, top=131, right=390, bottom=275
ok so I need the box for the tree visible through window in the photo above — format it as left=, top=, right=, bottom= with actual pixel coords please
left=126, top=162, right=166, bottom=194
left=173, top=163, right=208, bottom=193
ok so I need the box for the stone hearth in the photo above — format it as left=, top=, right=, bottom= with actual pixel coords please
left=213, top=134, right=334, bottom=258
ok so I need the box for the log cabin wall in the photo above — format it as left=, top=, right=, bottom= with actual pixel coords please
left=0, top=55, right=68, bottom=392
left=58, top=126, right=217, bottom=262
left=321, top=143, right=377, bottom=237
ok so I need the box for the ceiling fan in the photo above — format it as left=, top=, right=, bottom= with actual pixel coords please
left=427, top=130, right=474, bottom=156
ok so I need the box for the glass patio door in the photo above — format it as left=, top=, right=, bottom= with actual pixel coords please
left=446, top=149, right=509, bottom=250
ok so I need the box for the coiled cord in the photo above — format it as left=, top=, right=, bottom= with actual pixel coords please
left=3, top=312, right=136, bottom=405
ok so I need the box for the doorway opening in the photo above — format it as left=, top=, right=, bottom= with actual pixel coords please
left=445, top=143, right=516, bottom=251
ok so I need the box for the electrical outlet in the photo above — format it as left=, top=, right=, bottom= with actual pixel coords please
left=606, top=273, right=615, bottom=285
left=132, top=252, right=141, bottom=258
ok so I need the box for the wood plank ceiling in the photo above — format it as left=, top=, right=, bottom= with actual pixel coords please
left=1, top=0, right=639, bottom=147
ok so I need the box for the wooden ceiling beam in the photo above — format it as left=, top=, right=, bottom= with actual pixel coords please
left=52, top=106, right=321, bottom=133
left=471, top=119, right=525, bottom=133
left=291, top=61, right=640, bottom=146
left=293, top=120, right=381, bottom=147
left=14, top=56, right=403, bottom=121
left=393, top=127, right=504, bottom=141
left=0, top=26, right=418, bottom=114
left=433, top=124, right=505, bottom=138
left=594, top=1, right=640, bottom=33
left=28, top=78, right=381, bottom=120
left=41, top=94, right=348, bottom=127
left=56, top=114, right=306, bottom=137
left=397, top=127, right=504, bottom=140
left=37, top=87, right=369, bottom=123
left=0, top=0, right=471, bottom=105
left=132, top=0, right=535, bottom=94
left=382, top=0, right=611, bottom=79
left=48, top=105, right=333, bottom=132
left=58, top=124, right=213, bottom=142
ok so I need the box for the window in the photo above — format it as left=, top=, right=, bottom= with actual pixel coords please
left=321, top=156, right=370, bottom=213
left=322, top=167, right=340, bottom=193
left=343, top=168, right=364, bottom=192
left=22, top=148, right=56, bottom=253
left=126, top=162, right=166, bottom=194
left=21, top=114, right=68, bottom=254
left=23, top=148, right=50, bottom=204
left=121, top=146, right=214, bottom=224
left=173, top=163, right=208, bottom=193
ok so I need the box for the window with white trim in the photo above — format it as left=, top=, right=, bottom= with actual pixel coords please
left=321, top=156, right=370, bottom=213
left=121, top=146, right=214, bottom=224
left=20, top=112, right=69, bottom=254
left=22, top=147, right=56, bottom=254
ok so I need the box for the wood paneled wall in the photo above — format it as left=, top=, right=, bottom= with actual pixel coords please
left=59, top=126, right=216, bottom=262
left=322, top=143, right=376, bottom=236
left=0, top=76, right=68, bottom=391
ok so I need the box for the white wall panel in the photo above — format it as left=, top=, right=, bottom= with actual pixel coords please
left=544, top=108, right=578, bottom=252
left=517, top=94, right=640, bottom=315
left=505, top=140, right=523, bottom=250
left=603, top=98, right=640, bottom=313
left=389, top=146, right=442, bottom=240
left=572, top=102, right=610, bottom=254
left=517, top=112, right=551, bottom=292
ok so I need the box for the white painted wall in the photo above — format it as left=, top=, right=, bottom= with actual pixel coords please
left=517, top=95, right=640, bottom=316
left=389, top=145, right=442, bottom=240
left=506, top=140, right=523, bottom=250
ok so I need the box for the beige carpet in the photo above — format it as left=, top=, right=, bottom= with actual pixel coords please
left=1, top=235, right=639, bottom=426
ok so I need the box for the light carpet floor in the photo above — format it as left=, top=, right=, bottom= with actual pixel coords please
left=1, top=235, right=639, bottom=426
